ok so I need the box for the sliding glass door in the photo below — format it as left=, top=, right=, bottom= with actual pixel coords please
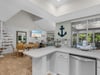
left=95, top=33, right=100, bottom=49
left=71, top=20, right=87, bottom=47
left=72, top=34, right=77, bottom=47
left=71, top=17, right=100, bottom=49
left=88, top=33, right=93, bottom=43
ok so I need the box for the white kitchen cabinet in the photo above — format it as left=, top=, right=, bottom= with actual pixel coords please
left=97, top=60, right=100, bottom=75
left=97, top=60, right=100, bottom=67
left=97, top=69, right=100, bottom=75
left=47, top=53, right=56, bottom=73
left=54, top=52, right=69, bottom=75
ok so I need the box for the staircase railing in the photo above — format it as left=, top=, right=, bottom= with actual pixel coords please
left=0, top=21, right=3, bottom=48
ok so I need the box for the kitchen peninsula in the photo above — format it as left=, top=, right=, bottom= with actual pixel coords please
left=24, top=47, right=100, bottom=75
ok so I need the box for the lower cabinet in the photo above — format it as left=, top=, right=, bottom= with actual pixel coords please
left=47, top=53, right=56, bottom=73
left=54, top=52, right=69, bottom=75
left=97, top=60, right=100, bottom=75
left=97, top=69, right=100, bottom=75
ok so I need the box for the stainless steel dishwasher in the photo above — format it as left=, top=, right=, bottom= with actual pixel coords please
left=70, top=54, right=97, bottom=75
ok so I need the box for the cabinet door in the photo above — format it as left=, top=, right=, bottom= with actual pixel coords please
left=55, top=52, right=69, bottom=75
left=97, top=60, right=100, bottom=75
left=97, top=60, right=100, bottom=68
left=97, top=68, right=100, bottom=75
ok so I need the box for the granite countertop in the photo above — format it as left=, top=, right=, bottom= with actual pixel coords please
left=23, top=46, right=100, bottom=59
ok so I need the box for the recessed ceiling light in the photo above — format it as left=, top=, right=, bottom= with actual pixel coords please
left=57, top=0, right=61, bottom=2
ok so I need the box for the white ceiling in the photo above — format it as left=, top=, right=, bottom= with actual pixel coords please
left=48, top=0, right=70, bottom=8
left=1, top=0, right=100, bottom=21
left=1, top=0, right=100, bottom=31
left=30, top=0, right=100, bottom=16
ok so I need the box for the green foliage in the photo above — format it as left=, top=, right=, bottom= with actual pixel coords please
left=95, top=33, right=100, bottom=42
left=79, top=33, right=86, bottom=40
left=88, top=33, right=93, bottom=43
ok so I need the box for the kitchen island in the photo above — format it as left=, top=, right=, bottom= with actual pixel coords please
left=24, top=46, right=100, bottom=75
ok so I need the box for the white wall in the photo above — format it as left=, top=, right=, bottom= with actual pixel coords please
left=55, top=21, right=71, bottom=47
left=3, top=11, right=46, bottom=53
left=34, top=19, right=56, bottom=32
left=0, top=0, right=21, bottom=21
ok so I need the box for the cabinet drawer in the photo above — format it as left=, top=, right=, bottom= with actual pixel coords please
left=56, top=52, right=69, bottom=59
left=97, top=60, right=100, bottom=68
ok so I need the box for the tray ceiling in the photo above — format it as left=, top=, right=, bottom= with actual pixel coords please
left=1, top=0, right=100, bottom=22
left=31, top=0, right=100, bottom=16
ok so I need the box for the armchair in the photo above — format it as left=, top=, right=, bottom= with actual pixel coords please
left=16, top=43, right=25, bottom=56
